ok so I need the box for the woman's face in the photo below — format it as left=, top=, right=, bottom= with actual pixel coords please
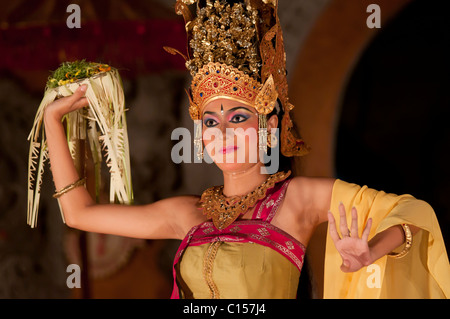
left=202, top=98, right=275, bottom=173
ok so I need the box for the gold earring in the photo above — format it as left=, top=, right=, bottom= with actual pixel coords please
left=194, top=120, right=203, bottom=160
left=267, top=132, right=278, bottom=148
left=258, top=114, right=268, bottom=152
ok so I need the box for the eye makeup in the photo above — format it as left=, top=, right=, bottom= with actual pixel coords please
left=203, top=105, right=256, bottom=127
left=203, top=116, right=219, bottom=127
left=229, top=113, right=250, bottom=124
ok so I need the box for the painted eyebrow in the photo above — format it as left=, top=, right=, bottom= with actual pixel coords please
left=203, top=106, right=254, bottom=116
left=227, top=106, right=254, bottom=113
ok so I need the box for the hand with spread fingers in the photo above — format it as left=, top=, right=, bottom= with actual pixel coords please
left=328, top=202, right=373, bottom=272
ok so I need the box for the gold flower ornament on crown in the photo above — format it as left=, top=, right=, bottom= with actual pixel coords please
left=165, top=0, right=310, bottom=157
left=188, top=63, right=278, bottom=119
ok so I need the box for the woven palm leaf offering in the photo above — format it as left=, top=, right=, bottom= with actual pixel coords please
left=27, top=60, right=133, bottom=228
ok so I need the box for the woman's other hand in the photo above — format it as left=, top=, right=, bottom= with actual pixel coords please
left=328, top=203, right=373, bottom=272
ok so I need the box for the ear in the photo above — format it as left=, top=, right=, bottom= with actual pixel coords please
left=267, top=114, right=278, bottom=131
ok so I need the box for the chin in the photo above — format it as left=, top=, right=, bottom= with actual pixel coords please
left=205, top=144, right=263, bottom=173
left=214, top=160, right=261, bottom=175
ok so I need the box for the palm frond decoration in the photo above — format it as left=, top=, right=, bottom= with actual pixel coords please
left=27, top=61, right=134, bottom=228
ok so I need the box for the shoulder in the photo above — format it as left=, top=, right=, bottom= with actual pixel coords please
left=285, top=176, right=337, bottom=225
left=287, top=176, right=336, bottom=203
left=148, top=194, right=200, bottom=213
left=168, top=194, right=205, bottom=221
left=147, top=195, right=206, bottom=239
left=273, top=176, right=336, bottom=245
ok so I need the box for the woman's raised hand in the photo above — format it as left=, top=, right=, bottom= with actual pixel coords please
left=327, top=203, right=373, bottom=272
left=44, top=84, right=89, bottom=121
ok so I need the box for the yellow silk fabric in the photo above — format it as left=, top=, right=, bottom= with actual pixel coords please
left=177, top=242, right=300, bottom=299
left=324, top=179, right=450, bottom=298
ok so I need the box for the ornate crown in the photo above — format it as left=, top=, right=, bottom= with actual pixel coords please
left=166, top=0, right=310, bottom=157
left=188, top=62, right=278, bottom=120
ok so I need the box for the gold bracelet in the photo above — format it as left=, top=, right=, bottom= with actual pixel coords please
left=388, top=224, right=413, bottom=259
left=53, top=177, right=86, bottom=199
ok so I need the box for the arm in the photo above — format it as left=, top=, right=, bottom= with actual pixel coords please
left=368, top=222, right=419, bottom=262
left=44, top=85, right=202, bottom=240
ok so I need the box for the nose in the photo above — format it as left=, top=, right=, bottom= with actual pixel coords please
left=222, top=123, right=237, bottom=143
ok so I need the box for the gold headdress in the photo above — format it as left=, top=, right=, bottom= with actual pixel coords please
left=165, top=0, right=310, bottom=157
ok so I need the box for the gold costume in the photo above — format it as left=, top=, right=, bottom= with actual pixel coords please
left=177, top=242, right=300, bottom=299
left=170, top=178, right=306, bottom=299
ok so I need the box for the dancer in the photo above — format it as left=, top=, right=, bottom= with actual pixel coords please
left=42, top=0, right=449, bottom=298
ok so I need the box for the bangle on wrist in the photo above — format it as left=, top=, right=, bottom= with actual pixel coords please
left=388, top=224, right=412, bottom=259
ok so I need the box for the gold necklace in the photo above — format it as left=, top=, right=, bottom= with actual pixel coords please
left=200, top=171, right=291, bottom=230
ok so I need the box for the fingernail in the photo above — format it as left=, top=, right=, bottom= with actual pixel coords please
left=80, top=84, right=87, bottom=92
left=339, top=201, right=343, bottom=206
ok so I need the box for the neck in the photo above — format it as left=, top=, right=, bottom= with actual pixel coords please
left=222, top=164, right=269, bottom=197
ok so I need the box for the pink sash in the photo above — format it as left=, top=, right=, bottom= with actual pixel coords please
left=170, top=179, right=305, bottom=299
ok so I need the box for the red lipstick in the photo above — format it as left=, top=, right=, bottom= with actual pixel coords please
left=220, top=145, right=238, bottom=154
